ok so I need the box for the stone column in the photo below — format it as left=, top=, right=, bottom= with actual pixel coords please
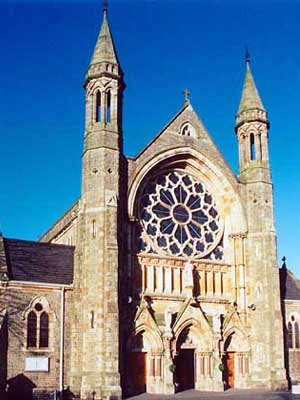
left=211, top=314, right=224, bottom=391
left=162, top=333, right=175, bottom=394
left=229, top=234, right=247, bottom=316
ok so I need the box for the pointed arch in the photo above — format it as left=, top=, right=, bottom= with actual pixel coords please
left=106, top=89, right=111, bottom=123
left=223, top=326, right=249, bottom=352
left=39, top=312, right=49, bottom=348
left=128, top=147, right=247, bottom=236
left=23, top=297, right=55, bottom=350
left=27, top=311, right=37, bottom=348
left=250, top=133, right=255, bottom=160
left=128, top=325, right=163, bottom=354
left=172, top=300, right=214, bottom=353
left=95, top=90, right=101, bottom=122
left=287, top=321, right=293, bottom=348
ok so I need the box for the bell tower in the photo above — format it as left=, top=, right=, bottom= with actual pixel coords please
left=235, top=55, right=287, bottom=389
left=71, top=3, right=124, bottom=399
left=235, top=52, right=270, bottom=184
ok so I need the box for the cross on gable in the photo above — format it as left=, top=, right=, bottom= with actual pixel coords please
left=183, top=88, right=190, bottom=103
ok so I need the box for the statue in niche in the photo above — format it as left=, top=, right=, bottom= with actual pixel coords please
left=164, top=306, right=172, bottom=332
left=183, top=260, right=194, bottom=288
left=212, top=313, right=221, bottom=333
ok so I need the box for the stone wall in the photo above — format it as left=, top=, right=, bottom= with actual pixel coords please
left=0, top=284, right=72, bottom=399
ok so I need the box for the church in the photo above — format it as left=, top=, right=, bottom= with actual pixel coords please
left=0, top=4, right=300, bottom=400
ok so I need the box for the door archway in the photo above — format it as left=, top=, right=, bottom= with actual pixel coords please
left=175, top=326, right=197, bottom=392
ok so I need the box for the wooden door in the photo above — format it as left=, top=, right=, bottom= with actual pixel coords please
left=128, top=352, right=147, bottom=395
left=224, top=352, right=235, bottom=388
left=176, top=349, right=195, bottom=392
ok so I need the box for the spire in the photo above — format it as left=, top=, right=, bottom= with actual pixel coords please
left=86, top=1, right=120, bottom=82
left=236, top=52, right=268, bottom=129
left=237, top=58, right=265, bottom=115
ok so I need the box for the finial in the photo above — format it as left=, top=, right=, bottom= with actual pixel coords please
left=183, top=88, right=190, bottom=104
left=245, top=45, right=250, bottom=65
left=103, top=0, right=108, bottom=14
left=282, top=256, right=287, bottom=268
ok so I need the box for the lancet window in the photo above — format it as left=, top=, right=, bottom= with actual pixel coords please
left=95, top=91, right=101, bottom=122
left=250, top=133, right=255, bottom=160
left=287, top=315, right=300, bottom=349
left=106, top=90, right=111, bottom=123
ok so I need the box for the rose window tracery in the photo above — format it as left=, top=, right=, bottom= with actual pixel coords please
left=137, top=171, right=223, bottom=259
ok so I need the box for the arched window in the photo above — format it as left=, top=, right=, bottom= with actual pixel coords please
left=250, top=133, right=255, bottom=160
left=39, top=312, right=49, bottom=348
left=27, top=311, right=37, bottom=348
left=106, top=90, right=111, bottom=123
left=295, top=321, right=300, bottom=349
left=287, top=321, right=293, bottom=349
left=95, top=91, right=101, bottom=122
left=26, top=300, right=51, bottom=349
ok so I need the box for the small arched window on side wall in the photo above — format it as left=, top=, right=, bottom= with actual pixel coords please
left=27, top=311, right=37, bottom=348
left=250, top=133, right=255, bottom=161
left=95, top=91, right=101, bottom=123
left=295, top=321, right=300, bottom=349
left=39, top=312, right=49, bottom=348
left=25, top=298, right=53, bottom=350
left=106, top=90, right=111, bottom=123
left=287, top=321, right=293, bottom=349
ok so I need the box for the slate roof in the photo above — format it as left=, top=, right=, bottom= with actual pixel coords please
left=280, top=266, right=300, bottom=301
left=3, top=238, right=74, bottom=285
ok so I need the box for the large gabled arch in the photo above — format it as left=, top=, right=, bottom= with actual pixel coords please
left=128, top=147, right=247, bottom=237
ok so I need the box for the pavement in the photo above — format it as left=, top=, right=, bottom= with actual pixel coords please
left=126, top=389, right=300, bottom=400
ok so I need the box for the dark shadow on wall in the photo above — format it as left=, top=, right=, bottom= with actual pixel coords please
left=0, top=313, right=8, bottom=399
left=279, top=258, right=291, bottom=389
left=7, top=374, right=36, bottom=400
left=62, top=387, right=76, bottom=400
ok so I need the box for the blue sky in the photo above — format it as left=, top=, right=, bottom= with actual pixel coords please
left=0, top=0, right=299, bottom=275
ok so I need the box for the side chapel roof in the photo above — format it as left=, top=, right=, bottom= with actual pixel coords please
left=3, top=238, right=74, bottom=285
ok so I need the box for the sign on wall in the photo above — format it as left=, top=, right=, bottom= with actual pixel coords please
left=25, top=356, right=49, bottom=372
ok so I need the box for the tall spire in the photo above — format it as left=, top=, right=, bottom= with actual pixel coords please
left=86, top=1, right=120, bottom=82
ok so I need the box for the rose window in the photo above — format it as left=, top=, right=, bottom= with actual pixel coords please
left=138, top=171, right=223, bottom=258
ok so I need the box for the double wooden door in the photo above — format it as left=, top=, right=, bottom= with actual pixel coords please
left=128, top=352, right=147, bottom=396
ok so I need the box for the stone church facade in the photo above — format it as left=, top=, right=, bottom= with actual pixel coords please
left=0, top=6, right=299, bottom=400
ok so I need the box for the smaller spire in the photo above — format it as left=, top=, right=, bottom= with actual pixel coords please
left=237, top=54, right=265, bottom=115
left=183, top=88, right=190, bottom=105
left=86, top=0, right=120, bottom=82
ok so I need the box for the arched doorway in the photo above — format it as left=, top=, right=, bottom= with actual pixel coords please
left=222, top=329, right=250, bottom=390
left=175, top=326, right=196, bottom=392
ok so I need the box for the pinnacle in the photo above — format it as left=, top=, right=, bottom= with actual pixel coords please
left=237, top=61, right=265, bottom=115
